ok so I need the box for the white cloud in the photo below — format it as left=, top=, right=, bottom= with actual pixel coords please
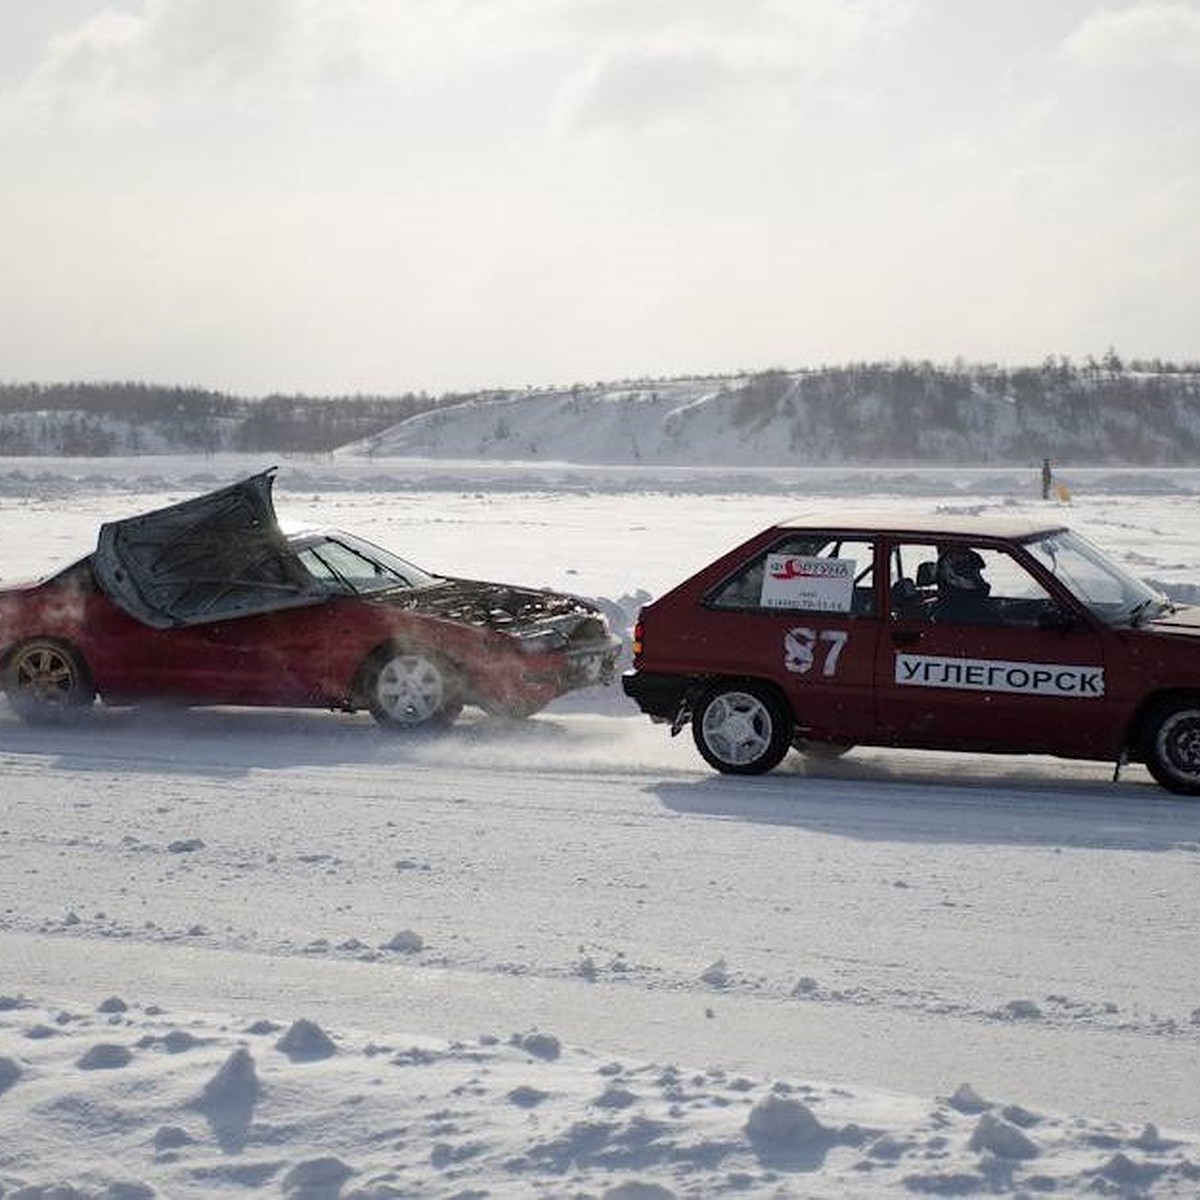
left=1065, top=1, right=1200, bottom=69
left=552, top=48, right=735, bottom=135
left=1, top=0, right=921, bottom=131
left=1, top=1, right=1196, bottom=393
left=551, top=0, right=921, bottom=134
left=0, top=0, right=451, bottom=126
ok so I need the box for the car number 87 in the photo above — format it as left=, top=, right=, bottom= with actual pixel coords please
left=784, top=628, right=849, bottom=677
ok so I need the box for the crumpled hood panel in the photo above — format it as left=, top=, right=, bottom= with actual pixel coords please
left=377, top=577, right=605, bottom=635
left=93, top=469, right=324, bottom=629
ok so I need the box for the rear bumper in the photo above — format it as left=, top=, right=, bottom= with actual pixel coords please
left=621, top=670, right=697, bottom=721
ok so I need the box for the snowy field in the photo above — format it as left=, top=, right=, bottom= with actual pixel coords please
left=2, top=456, right=1200, bottom=1198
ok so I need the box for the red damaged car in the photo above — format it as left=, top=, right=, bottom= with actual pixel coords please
left=623, top=513, right=1200, bottom=794
left=0, top=471, right=619, bottom=729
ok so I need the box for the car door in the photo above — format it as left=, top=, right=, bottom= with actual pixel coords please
left=91, top=604, right=330, bottom=706
left=702, top=533, right=881, bottom=744
left=876, top=539, right=1110, bottom=757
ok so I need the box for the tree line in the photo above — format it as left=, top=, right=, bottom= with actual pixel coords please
left=2, top=356, right=1199, bottom=461
left=0, top=383, right=453, bottom=455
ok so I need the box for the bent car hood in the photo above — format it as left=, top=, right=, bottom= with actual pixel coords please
left=379, top=577, right=605, bottom=632
left=93, top=470, right=325, bottom=629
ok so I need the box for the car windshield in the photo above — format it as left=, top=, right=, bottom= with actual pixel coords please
left=1023, top=529, right=1169, bottom=626
left=293, top=533, right=439, bottom=595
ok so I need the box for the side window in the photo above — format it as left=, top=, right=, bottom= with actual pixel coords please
left=890, top=541, right=1053, bottom=626
left=708, top=536, right=876, bottom=616
left=889, top=542, right=940, bottom=619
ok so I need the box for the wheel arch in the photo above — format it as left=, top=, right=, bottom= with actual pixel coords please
left=351, top=636, right=460, bottom=695
left=351, top=637, right=405, bottom=703
left=1125, top=687, right=1200, bottom=762
left=698, top=673, right=792, bottom=712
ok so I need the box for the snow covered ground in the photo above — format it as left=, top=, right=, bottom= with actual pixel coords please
left=2, top=456, right=1200, bottom=1198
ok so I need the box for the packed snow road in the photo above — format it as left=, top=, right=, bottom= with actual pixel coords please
left=2, top=701, right=1198, bottom=1134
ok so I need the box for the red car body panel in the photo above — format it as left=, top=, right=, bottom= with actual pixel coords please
left=0, top=558, right=608, bottom=716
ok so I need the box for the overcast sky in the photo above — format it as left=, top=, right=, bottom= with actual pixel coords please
left=1, top=0, right=1197, bottom=396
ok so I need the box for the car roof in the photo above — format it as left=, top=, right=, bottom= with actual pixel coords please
left=774, top=510, right=1067, bottom=541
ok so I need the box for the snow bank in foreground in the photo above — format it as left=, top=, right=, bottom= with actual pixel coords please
left=2, top=992, right=1198, bottom=1198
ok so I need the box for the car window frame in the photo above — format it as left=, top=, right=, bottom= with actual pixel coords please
left=884, top=534, right=1092, bottom=629
left=702, top=531, right=880, bottom=618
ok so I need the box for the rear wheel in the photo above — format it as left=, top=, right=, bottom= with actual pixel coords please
left=693, top=683, right=793, bottom=775
left=362, top=647, right=463, bottom=730
left=3, top=639, right=95, bottom=723
left=1142, top=700, right=1200, bottom=795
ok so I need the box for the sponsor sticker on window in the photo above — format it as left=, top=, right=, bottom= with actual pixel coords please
left=761, top=556, right=855, bottom=612
left=895, top=654, right=1104, bottom=698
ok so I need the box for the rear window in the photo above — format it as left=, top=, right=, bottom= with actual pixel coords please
left=707, top=535, right=876, bottom=615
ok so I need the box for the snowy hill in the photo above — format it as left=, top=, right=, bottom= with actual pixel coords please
left=5, top=361, right=1200, bottom=464
left=345, top=364, right=1200, bottom=467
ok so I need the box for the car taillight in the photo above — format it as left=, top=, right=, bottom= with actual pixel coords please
left=632, top=620, right=644, bottom=658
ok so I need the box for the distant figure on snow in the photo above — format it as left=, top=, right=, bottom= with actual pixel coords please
left=1041, top=458, right=1053, bottom=500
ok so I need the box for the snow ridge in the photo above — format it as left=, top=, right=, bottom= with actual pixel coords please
left=3, top=993, right=1199, bottom=1198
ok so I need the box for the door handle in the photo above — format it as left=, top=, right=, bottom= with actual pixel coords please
left=891, top=629, right=922, bottom=647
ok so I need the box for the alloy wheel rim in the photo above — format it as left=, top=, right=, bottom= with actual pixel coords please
left=702, top=692, right=772, bottom=765
left=376, top=655, right=445, bottom=723
left=16, top=646, right=75, bottom=707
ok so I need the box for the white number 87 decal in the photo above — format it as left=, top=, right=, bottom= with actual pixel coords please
left=784, top=628, right=849, bottom=676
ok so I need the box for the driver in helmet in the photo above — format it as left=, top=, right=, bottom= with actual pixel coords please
left=931, top=547, right=1001, bottom=624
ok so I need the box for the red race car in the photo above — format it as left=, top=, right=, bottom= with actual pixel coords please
left=623, top=512, right=1200, bottom=794
left=1, top=471, right=619, bottom=729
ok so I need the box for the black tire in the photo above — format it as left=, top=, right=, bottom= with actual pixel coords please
left=3, top=639, right=95, bottom=724
left=360, top=646, right=463, bottom=730
left=692, top=682, right=793, bottom=775
left=1142, top=700, right=1200, bottom=795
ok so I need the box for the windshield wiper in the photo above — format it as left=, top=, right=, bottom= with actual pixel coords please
left=1127, top=596, right=1166, bottom=627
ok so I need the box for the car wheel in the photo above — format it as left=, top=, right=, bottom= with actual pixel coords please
left=692, top=683, right=793, bottom=775
left=362, top=647, right=463, bottom=730
left=794, top=739, right=854, bottom=760
left=3, top=639, right=95, bottom=723
left=1142, top=700, right=1200, bottom=795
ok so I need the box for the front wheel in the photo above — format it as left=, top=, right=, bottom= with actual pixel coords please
left=692, top=683, right=793, bottom=775
left=3, top=639, right=95, bottom=723
left=361, top=647, right=463, bottom=730
left=1142, top=700, right=1200, bottom=795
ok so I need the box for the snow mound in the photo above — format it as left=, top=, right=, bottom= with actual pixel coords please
left=3, top=994, right=1200, bottom=1198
